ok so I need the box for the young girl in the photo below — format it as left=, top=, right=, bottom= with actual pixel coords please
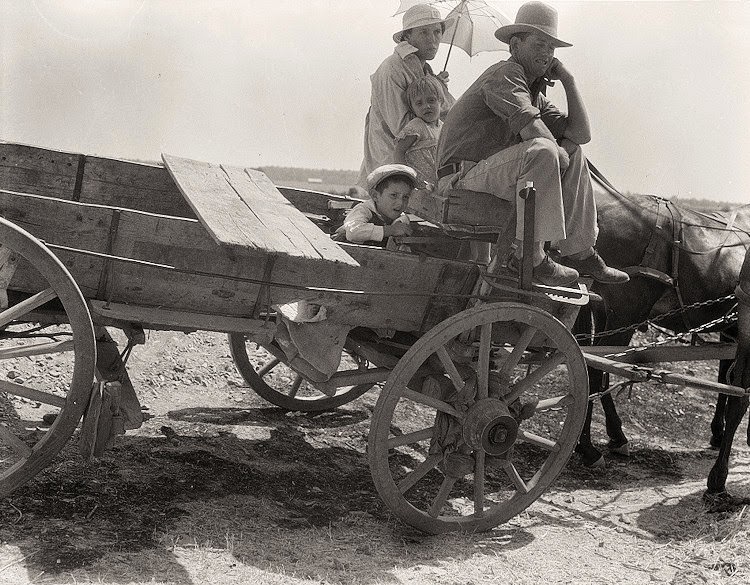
left=394, top=75, right=444, bottom=189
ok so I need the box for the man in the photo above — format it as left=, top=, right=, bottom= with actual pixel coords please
left=358, top=4, right=455, bottom=189
left=436, top=1, right=629, bottom=286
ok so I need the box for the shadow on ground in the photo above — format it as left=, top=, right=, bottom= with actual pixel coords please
left=0, top=404, right=538, bottom=584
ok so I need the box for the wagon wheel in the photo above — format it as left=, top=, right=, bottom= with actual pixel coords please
left=228, top=334, right=374, bottom=411
left=368, top=302, right=588, bottom=534
left=0, top=217, right=96, bottom=497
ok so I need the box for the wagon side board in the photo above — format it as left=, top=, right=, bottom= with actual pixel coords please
left=0, top=189, right=477, bottom=332
left=0, top=141, right=193, bottom=216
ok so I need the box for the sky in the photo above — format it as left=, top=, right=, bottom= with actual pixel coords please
left=1, top=0, right=749, bottom=203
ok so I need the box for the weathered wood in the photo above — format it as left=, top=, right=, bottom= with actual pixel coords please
left=0, top=155, right=478, bottom=332
left=163, top=154, right=358, bottom=266
left=583, top=352, right=749, bottom=396
left=277, top=186, right=356, bottom=217
left=581, top=343, right=737, bottom=363
left=0, top=142, right=80, bottom=200
left=89, top=300, right=276, bottom=339
left=79, top=156, right=193, bottom=217
left=408, top=188, right=514, bottom=229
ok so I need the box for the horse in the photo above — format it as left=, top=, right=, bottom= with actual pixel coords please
left=574, top=166, right=750, bottom=504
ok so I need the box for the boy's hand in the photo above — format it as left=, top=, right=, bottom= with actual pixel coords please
left=385, top=222, right=413, bottom=238
left=436, top=71, right=450, bottom=84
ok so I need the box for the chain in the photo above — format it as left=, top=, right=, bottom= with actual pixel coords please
left=574, top=293, right=737, bottom=343
left=602, top=305, right=738, bottom=360
left=584, top=299, right=739, bottom=402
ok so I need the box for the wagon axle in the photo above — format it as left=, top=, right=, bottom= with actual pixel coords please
left=463, top=398, right=518, bottom=456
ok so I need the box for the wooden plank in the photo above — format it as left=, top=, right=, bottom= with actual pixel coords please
left=0, top=186, right=476, bottom=331
left=163, top=154, right=357, bottom=266
left=407, top=188, right=448, bottom=224
left=79, top=156, right=194, bottom=217
left=240, top=167, right=358, bottom=266
left=89, top=301, right=275, bottom=339
left=0, top=142, right=80, bottom=199
left=445, top=189, right=513, bottom=227
left=276, top=186, right=356, bottom=217
left=223, top=165, right=328, bottom=260
left=582, top=344, right=737, bottom=363
left=407, top=188, right=513, bottom=229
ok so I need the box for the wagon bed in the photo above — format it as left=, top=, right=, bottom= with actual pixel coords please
left=0, top=141, right=745, bottom=535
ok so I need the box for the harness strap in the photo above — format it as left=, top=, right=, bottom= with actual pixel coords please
left=666, top=202, right=693, bottom=330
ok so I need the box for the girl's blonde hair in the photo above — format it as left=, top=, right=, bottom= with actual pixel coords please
left=406, top=75, right=442, bottom=110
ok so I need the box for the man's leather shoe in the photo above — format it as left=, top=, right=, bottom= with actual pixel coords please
left=562, top=250, right=630, bottom=284
left=509, top=254, right=579, bottom=287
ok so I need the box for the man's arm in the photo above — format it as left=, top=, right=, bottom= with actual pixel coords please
left=548, top=58, right=591, bottom=145
left=518, top=118, right=570, bottom=171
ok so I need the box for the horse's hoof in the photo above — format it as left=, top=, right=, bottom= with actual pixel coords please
left=702, top=491, right=750, bottom=513
left=607, top=440, right=630, bottom=457
left=581, top=454, right=605, bottom=469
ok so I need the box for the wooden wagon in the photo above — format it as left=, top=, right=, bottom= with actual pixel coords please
left=0, top=141, right=745, bottom=535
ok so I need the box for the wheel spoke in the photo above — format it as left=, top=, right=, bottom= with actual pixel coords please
left=505, top=351, right=566, bottom=403
left=518, top=430, right=559, bottom=452
left=497, top=325, right=537, bottom=378
left=435, top=347, right=464, bottom=392
left=0, top=288, right=57, bottom=328
left=476, top=324, right=492, bottom=400
left=402, top=388, right=462, bottom=418
left=428, top=476, right=457, bottom=517
left=503, top=461, right=529, bottom=494
left=287, top=375, right=303, bottom=398
left=398, top=453, right=441, bottom=494
left=535, top=394, right=574, bottom=412
left=474, top=451, right=485, bottom=517
left=257, top=357, right=281, bottom=376
left=0, top=380, right=66, bottom=408
left=0, top=425, right=32, bottom=458
left=387, top=427, right=435, bottom=449
left=0, top=340, right=74, bottom=360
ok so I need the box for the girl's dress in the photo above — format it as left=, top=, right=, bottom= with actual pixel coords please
left=395, top=117, right=442, bottom=187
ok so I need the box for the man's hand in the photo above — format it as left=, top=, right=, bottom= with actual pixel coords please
left=436, top=71, right=450, bottom=84
left=384, top=222, right=413, bottom=238
left=546, top=58, right=573, bottom=84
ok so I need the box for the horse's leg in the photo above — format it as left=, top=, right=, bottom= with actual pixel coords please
left=602, top=388, right=629, bottom=455
left=572, top=304, right=606, bottom=467
left=597, top=315, right=634, bottom=458
left=574, top=395, right=605, bottom=468
left=704, top=394, right=750, bottom=511
left=710, top=392, right=728, bottom=449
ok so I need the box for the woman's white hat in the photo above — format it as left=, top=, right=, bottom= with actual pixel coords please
left=393, top=4, right=454, bottom=44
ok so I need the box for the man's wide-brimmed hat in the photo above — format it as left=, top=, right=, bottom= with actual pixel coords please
left=367, top=164, right=417, bottom=191
left=393, top=4, right=454, bottom=44
left=495, top=1, right=572, bottom=48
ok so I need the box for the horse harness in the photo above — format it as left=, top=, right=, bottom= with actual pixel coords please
left=633, top=196, right=748, bottom=331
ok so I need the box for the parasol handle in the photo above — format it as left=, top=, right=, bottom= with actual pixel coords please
left=442, top=1, right=466, bottom=72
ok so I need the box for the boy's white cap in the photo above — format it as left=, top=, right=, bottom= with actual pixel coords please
left=367, top=164, right=418, bottom=190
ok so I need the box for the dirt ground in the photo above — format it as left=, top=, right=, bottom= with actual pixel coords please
left=0, top=328, right=749, bottom=585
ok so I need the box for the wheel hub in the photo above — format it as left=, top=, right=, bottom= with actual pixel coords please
left=463, top=398, right=518, bottom=456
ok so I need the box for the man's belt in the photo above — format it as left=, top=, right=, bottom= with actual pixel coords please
left=437, top=162, right=461, bottom=179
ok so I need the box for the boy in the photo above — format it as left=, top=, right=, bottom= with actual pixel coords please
left=333, top=164, right=417, bottom=245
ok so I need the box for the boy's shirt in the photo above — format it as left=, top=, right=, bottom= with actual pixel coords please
left=333, top=199, right=409, bottom=244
